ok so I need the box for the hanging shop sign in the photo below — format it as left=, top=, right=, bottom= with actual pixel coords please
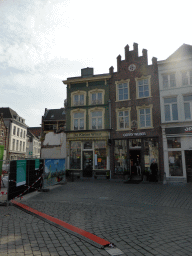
left=123, top=132, right=146, bottom=137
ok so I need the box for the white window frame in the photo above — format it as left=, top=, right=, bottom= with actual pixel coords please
left=164, top=97, right=178, bottom=122
left=181, top=70, right=192, bottom=86
left=183, top=95, right=192, bottom=120
left=71, top=109, right=86, bottom=131
left=88, top=89, right=105, bottom=105
left=16, top=140, right=19, bottom=151
left=137, top=105, right=153, bottom=129
left=116, top=107, right=131, bottom=131
left=13, top=126, right=16, bottom=135
left=71, top=91, right=86, bottom=106
left=162, top=73, right=176, bottom=89
left=88, top=107, right=105, bottom=130
left=135, top=76, right=151, bottom=99
left=23, top=142, right=25, bottom=152
left=12, top=139, right=15, bottom=150
left=115, top=79, right=130, bottom=102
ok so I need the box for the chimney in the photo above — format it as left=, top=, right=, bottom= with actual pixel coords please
left=125, top=45, right=129, bottom=61
left=152, top=57, right=157, bottom=65
left=133, top=43, right=138, bottom=58
left=81, top=67, right=94, bottom=77
left=142, top=49, right=148, bottom=64
left=109, top=66, right=114, bottom=75
left=117, top=55, right=121, bottom=72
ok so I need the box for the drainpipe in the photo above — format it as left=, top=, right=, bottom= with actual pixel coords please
left=108, top=99, right=111, bottom=179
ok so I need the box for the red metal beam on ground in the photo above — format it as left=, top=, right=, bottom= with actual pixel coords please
left=12, top=200, right=110, bottom=247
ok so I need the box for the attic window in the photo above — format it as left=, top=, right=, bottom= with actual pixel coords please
left=62, top=111, right=65, bottom=115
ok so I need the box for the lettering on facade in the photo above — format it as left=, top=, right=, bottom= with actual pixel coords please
left=184, top=127, right=192, bottom=132
left=123, top=132, right=146, bottom=137
left=73, top=133, right=103, bottom=138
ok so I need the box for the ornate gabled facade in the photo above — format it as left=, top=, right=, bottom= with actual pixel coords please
left=109, top=43, right=163, bottom=181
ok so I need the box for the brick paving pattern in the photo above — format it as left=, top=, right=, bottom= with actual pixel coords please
left=1, top=180, right=192, bottom=255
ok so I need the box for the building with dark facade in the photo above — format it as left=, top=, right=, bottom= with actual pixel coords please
left=63, top=68, right=111, bottom=178
left=109, top=43, right=164, bottom=181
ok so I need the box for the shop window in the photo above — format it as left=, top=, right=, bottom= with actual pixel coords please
left=115, top=79, right=130, bottom=102
left=144, top=138, right=159, bottom=172
left=167, top=137, right=181, bottom=148
left=184, top=95, right=192, bottom=120
left=129, top=139, right=141, bottom=148
left=94, top=141, right=106, bottom=169
left=70, top=141, right=81, bottom=169
left=84, top=141, right=92, bottom=149
left=164, top=97, right=178, bottom=121
left=168, top=151, right=183, bottom=176
left=114, top=140, right=128, bottom=173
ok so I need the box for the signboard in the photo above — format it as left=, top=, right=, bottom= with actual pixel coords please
left=123, top=132, right=146, bottom=137
left=165, top=126, right=192, bottom=135
left=16, top=160, right=27, bottom=187
left=0, top=145, right=4, bottom=176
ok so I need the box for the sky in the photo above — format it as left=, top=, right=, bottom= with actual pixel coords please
left=0, top=0, right=191, bottom=127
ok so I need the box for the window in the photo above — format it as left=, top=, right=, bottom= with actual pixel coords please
left=114, top=140, right=128, bottom=173
left=20, top=129, right=23, bottom=137
left=12, top=139, right=15, bottom=150
left=70, top=141, right=81, bottom=169
left=89, top=89, right=105, bottom=105
left=118, top=83, right=128, bottom=101
left=91, top=111, right=102, bottom=129
left=184, top=95, right=192, bottom=120
left=139, top=108, right=151, bottom=127
left=138, top=79, right=149, bottom=98
left=13, top=126, right=16, bottom=135
left=182, top=71, right=192, bottom=86
left=116, top=108, right=131, bottom=130
left=73, top=112, right=84, bottom=130
left=74, top=94, right=84, bottom=106
left=23, top=142, right=25, bottom=152
left=17, top=128, right=20, bottom=136
left=16, top=140, right=19, bottom=151
left=71, top=91, right=86, bottom=106
left=1, top=130, right=4, bottom=136
left=23, top=131, right=25, bottom=138
left=167, top=137, right=181, bottom=148
left=91, top=92, right=102, bottom=105
left=115, top=80, right=130, bottom=102
left=137, top=105, right=153, bottom=129
left=94, top=141, right=107, bottom=169
left=168, top=151, right=183, bottom=176
left=162, top=74, right=176, bottom=88
left=164, top=97, right=178, bottom=121
left=20, top=141, right=22, bottom=151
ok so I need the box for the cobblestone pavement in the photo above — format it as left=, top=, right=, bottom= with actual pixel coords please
left=1, top=180, right=192, bottom=255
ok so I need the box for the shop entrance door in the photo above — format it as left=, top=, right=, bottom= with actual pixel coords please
left=129, top=150, right=141, bottom=178
left=185, top=150, right=192, bottom=182
left=83, top=151, right=93, bottom=177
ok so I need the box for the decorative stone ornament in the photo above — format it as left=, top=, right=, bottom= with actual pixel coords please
left=128, top=64, right=136, bottom=71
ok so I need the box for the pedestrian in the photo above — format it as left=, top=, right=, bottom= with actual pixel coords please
left=150, top=159, right=158, bottom=182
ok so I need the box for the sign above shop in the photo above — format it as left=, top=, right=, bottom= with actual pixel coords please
left=123, top=132, right=146, bottom=137
left=165, top=126, right=192, bottom=134
left=67, top=131, right=110, bottom=140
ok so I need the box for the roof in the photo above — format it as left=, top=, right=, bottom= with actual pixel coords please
left=28, top=127, right=42, bottom=138
left=166, top=44, right=192, bottom=61
left=43, top=108, right=66, bottom=121
left=0, top=107, right=18, bottom=119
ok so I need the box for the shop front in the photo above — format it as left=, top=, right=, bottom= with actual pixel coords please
left=163, top=126, right=192, bottom=183
left=112, top=132, right=161, bottom=181
left=66, top=131, right=110, bottom=178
